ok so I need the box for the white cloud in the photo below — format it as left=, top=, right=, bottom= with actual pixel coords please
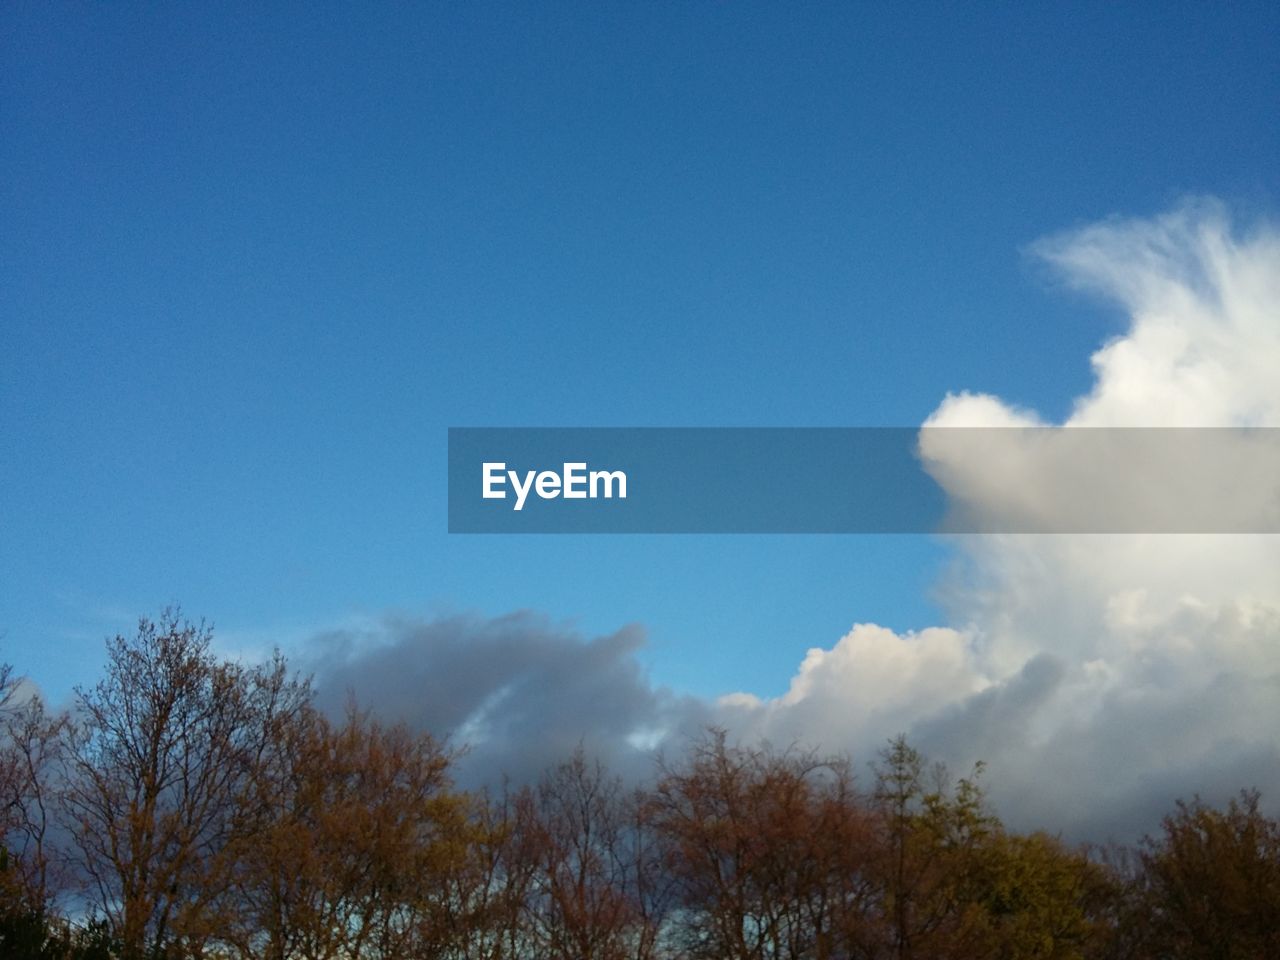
left=1036, top=199, right=1280, bottom=428
left=716, top=200, right=1280, bottom=839
left=719, top=624, right=986, bottom=752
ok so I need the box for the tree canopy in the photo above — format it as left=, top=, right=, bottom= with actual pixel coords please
left=2, top=612, right=1275, bottom=960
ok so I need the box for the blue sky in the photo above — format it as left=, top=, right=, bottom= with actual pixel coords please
left=2, top=2, right=1278, bottom=710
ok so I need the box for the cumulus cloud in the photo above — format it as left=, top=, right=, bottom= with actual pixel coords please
left=720, top=199, right=1280, bottom=840
left=306, top=200, right=1280, bottom=841
left=934, top=199, right=1280, bottom=429
left=718, top=624, right=987, bottom=748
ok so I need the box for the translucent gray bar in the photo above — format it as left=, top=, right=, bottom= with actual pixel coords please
left=447, top=428, right=1280, bottom=534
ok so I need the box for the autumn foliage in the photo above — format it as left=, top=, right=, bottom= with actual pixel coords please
left=1, top=612, right=1276, bottom=959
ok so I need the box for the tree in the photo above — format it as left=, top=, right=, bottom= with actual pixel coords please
left=433, top=782, right=541, bottom=960
left=972, top=831, right=1113, bottom=960
left=1, top=661, right=72, bottom=959
left=649, top=729, right=875, bottom=960
left=519, top=747, right=669, bottom=960
left=60, top=610, right=310, bottom=960
left=1137, top=789, right=1280, bottom=959
left=222, top=701, right=471, bottom=960
left=871, top=736, right=1001, bottom=959
left=871, top=738, right=1119, bottom=960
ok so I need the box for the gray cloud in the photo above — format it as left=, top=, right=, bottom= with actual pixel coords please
left=304, top=611, right=710, bottom=786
